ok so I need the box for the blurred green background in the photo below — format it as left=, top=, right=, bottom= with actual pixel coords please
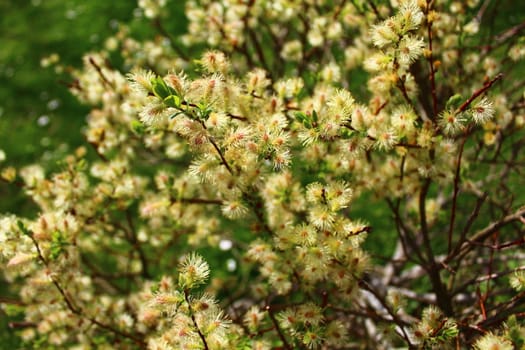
left=0, top=1, right=135, bottom=214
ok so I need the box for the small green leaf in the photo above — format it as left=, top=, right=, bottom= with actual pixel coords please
left=4, top=304, right=25, bottom=316
left=49, top=231, right=69, bottom=260
left=163, top=95, right=181, bottom=108
left=196, top=103, right=212, bottom=120
left=312, top=110, right=319, bottom=124
left=76, top=159, right=87, bottom=171
left=151, top=77, right=172, bottom=100
left=150, top=282, right=160, bottom=293
left=446, top=94, right=463, bottom=110
left=294, top=111, right=313, bottom=129
left=17, top=221, right=31, bottom=237
left=340, top=127, right=353, bottom=139
left=130, top=120, right=146, bottom=135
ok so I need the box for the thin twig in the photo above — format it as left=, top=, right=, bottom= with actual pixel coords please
left=88, top=57, right=114, bottom=90
left=153, top=18, right=189, bottom=60
left=456, top=73, right=503, bottom=113
left=265, top=305, right=292, bottom=350
left=447, top=136, right=467, bottom=253
left=452, top=206, right=525, bottom=262
left=425, top=0, right=438, bottom=120
left=126, top=210, right=150, bottom=279
left=184, top=289, right=210, bottom=350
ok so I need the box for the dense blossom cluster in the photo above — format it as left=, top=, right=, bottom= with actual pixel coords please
left=1, top=0, right=525, bottom=349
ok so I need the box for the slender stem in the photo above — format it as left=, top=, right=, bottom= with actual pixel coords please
left=475, top=0, right=492, bottom=22
left=247, top=28, right=271, bottom=73
left=184, top=289, right=210, bottom=350
left=425, top=0, right=438, bottom=120
left=343, top=123, right=422, bottom=148
left=366, top=0, right=381, bottom=19
left=265, top=305, right=292, bottom=350
left=0, top=297, right=25, bottom=305
left=333, top=0, right=348, bottom=20
left=419, top=179, right=454, bottom=315
left=447, top=193, right=487, bottom=262
left=456, top=73, right=503, bottom=113
left=419, top=179, right=434, bottom=262
left=8, top=321, right=36, bottom=329
left=396, top=77, right=418, bottom=113
left=447, top=136, right=467, bottom=253
left=88, top=57, right=114, bottom=90
left=481, top=20, right=525, bottom=54
left=153, top=18, right=189, bottom=60
left=385, top=198, right=426, bottom=264
left=453, top=206, right=525, bottom=261
left=208, top=136, right=234, bottom=174
left=358, top=278, right=413, bottom=345
left=87, top=141, right=109, bottom=162
left=176, top=197, right=223, bottom=205
left=126, top=210, right=150, bottom=279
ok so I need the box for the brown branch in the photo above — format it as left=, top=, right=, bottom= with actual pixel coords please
left=88, top=57, right=114, bottom=90
left=176, top=197, right=223, bottom=205
left=447, top=193, right=487, bottom=262
left=247, top=28, right=271, bottom=73
left=265, top=305, right=292, bottom=350
left=197, top=119, right=234, bottom=175
left=87, top=141, right=109, bottom=162
left=8, top=321, right=36, bottom=329
left=453, top=206, right=525, bottom=262
left=126, top=210, right=150, bottom=279
left=343, top=123, right=422, bottom=149
left=152, top=18, right=189, bottom=60
left=366, top=0, right=381, bottom=19
left=208, top=136, right=234, bottom=175
left=475, top=0, right=492, bottom=23
left=425, top=0, right=438, bottom=120
left=0, top=297, right=25, bottom=306
left=456, top=73, right=503, bottom=113
left=333, top=0, right=348, bottom=20
left=477, top=290, right=525, bottom=331
left=495, top=20, right=525, bottom=43
left=447, top=136, right=468, bottom=253
left=357, top=278, right=413, bottom=345
left=419, top=179, right=454, bottom=315
left=395, top=77, right=418, bottom=115
left=419, top=179, right=434, bottom=263
left=184, top=289, right=210, bottom=350
left=385, top=198, right=426, bottom=264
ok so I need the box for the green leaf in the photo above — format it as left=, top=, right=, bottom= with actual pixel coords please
left=195, top=103, right=212, bottom=120
left=151, top=77, right=172, bottom=100
left=294, top=111, right=313, bottom=129
left=4, top=304, right=25, bottom=317
left=17, top=221, right=31, bottom=237
left=76, top=158, right=87, bottom=171
left=340, top=127, right=353, bottom=139
left=312, top=109, right=319, bottom=124
left=130, top=120, right=146, bottom=135
left=163, top=94, right=181, bottom=108
left=446, top=94, right=463, bottom=110
left=49, top=231, right=69, bottom=260
left=150, top=282, right=160, bottom=293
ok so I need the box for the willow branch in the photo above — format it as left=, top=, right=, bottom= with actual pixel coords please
left=456, top=73, right=503, bottom=113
